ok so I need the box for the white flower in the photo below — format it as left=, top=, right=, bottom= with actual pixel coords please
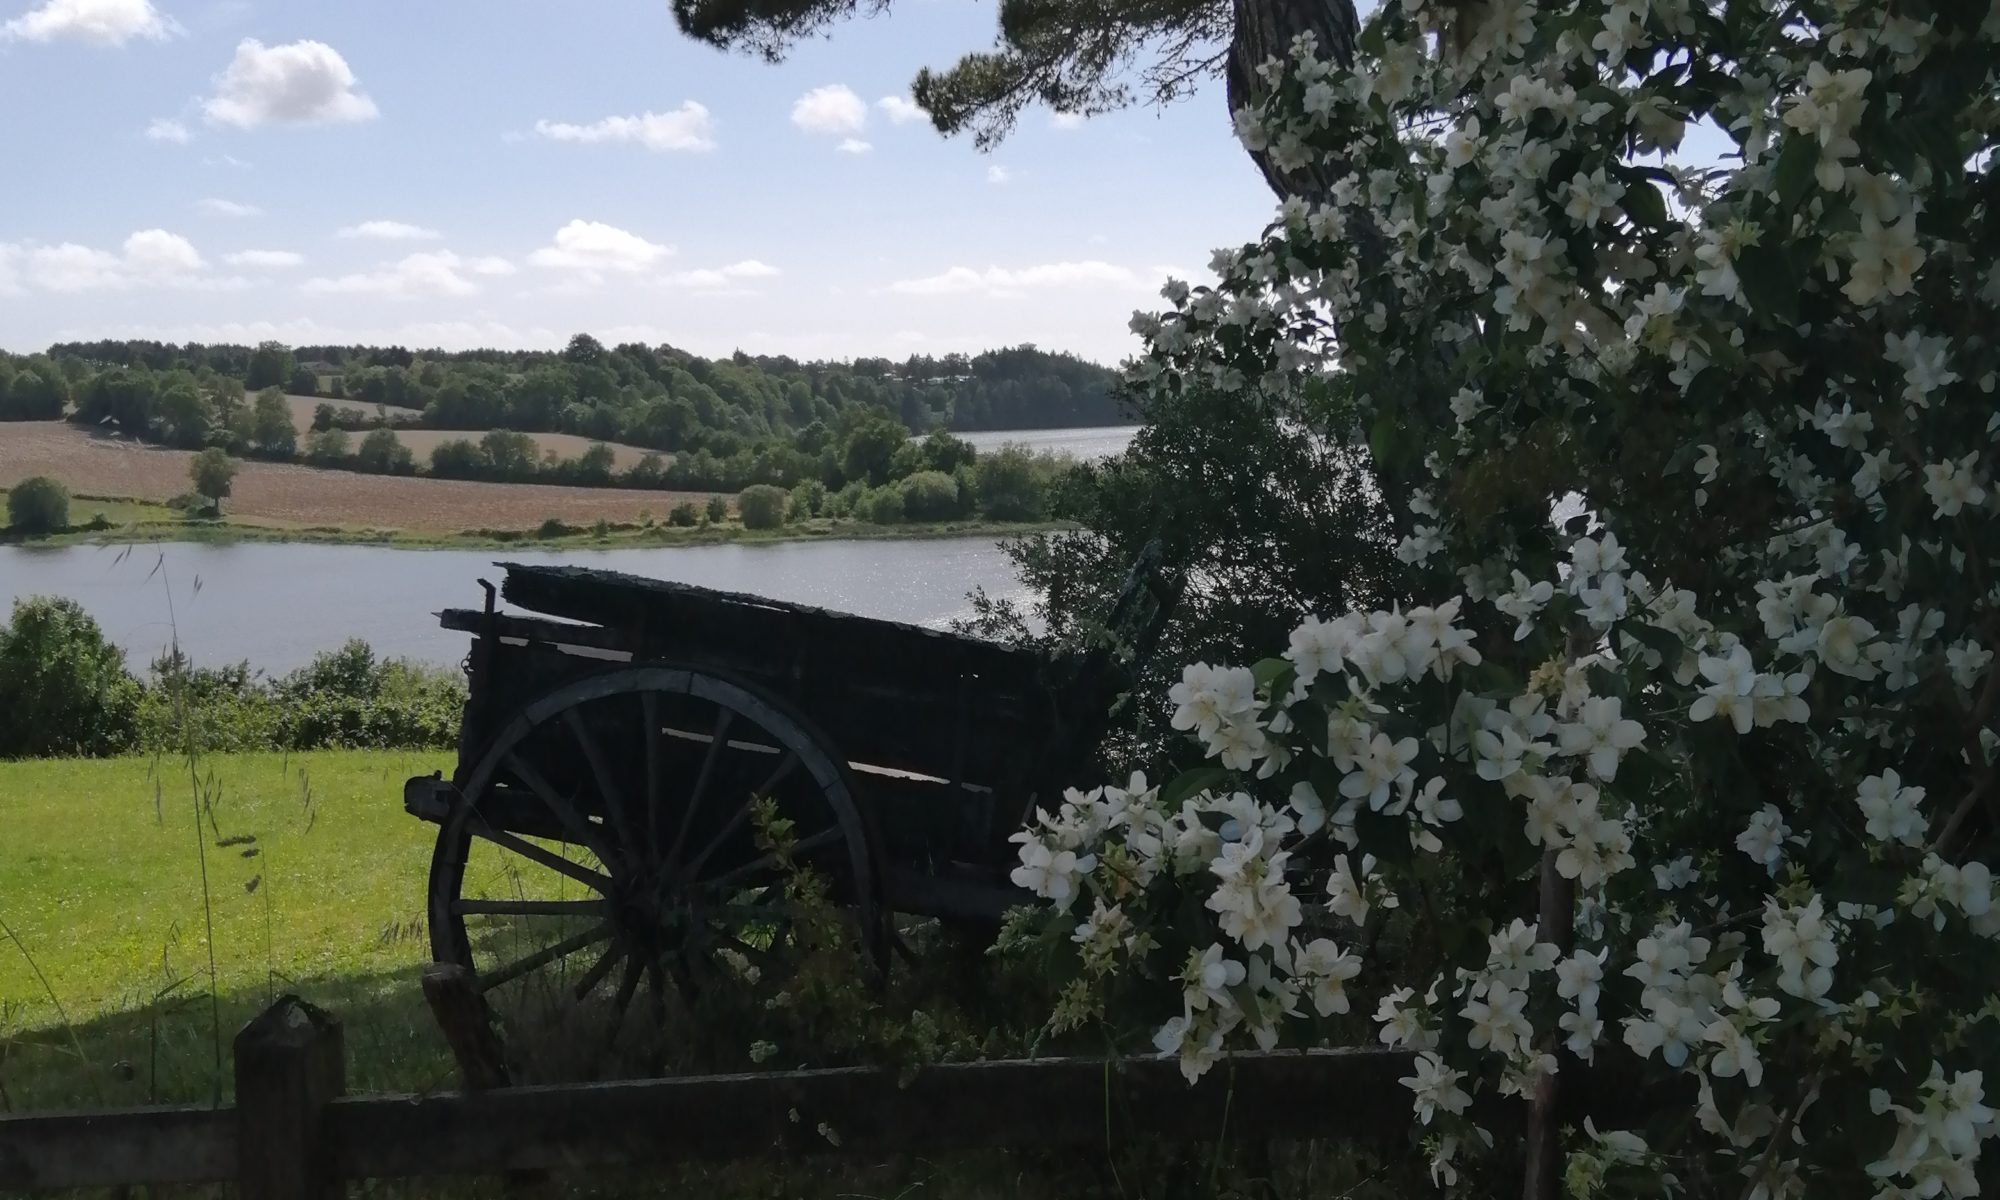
left=1689, top=645, right=1757, bottom=734
left=1375, top=986, right=1437, bottom=1051
left=1181, top=942, right=1247, bottom=1014
left=1557, top=947, right=1608, bottom=1010
left=1555, top=695, right=1648, bottom=781
left=1401, top=1052, right=1471, bottom=1124
left=1856, top=769, right=1928, bottom=848
left=1494, top=571, right=1556, bottom=639
left=1816, top=613, right=1880, bottom=680
left=1338, top=732, right=1420, bottom=811
left=1843, top=213, right=1926, bottom=305
left=1736, top=804, right=1791, bottom=875
left=1327, top=852, right=1394, bottom=925
left=1287, top=615, right=1350, bottom=680
left=1444, top=116, right=1483, bottom=169
left=1946, top=639, right=1994, bottom=690
left=1622, top=994, right=1705, bottom=1067
left=1654, top=855, right=1698, bottom=890
left=1296, top=936, right=1362, bottom=1016
left=1462, top=983, right=1532, bottom=1055
left=1762, top=894, right=1839, bottom=1000
left=1009, top=839, right=1095, bottom=910
left=1923, top=455, right=1988, bottom=518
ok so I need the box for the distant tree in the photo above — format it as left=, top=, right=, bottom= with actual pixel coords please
left=563, top=333, right=606, bottom=366
left=249, top=388, right=297, bottom=456
left=154, top=382, right=213, bottom=449
left=288, top=365, right=320, bottom=396
left=189, top=448, right=237, bottom=511
left=311, top=403, right=338, bottom=432
left=0, top=596, right=141, bottom=757
left=703, top=493, right=729, bottom=524
left=920, top=430, right=977, bottom=473
left=899, top=469, right=964, bottom=522
left=480, top=430, right=539, bottom=480
left=304, top=427, right=351, bottom=466
left=737, top=483, right=788, bottom=529
left=668, top=500, right=700, bottom=527
left=355, top=428, right=415, bottom=475
left=625, top=452, right=667, bottom=488
left=788, top=479, right=826, bottom=520
left=7, top=476, right=70, bottom=535
left=429, top=439, right=484, bottom=479
left=327, top=375, right=347, bottom=398
left=841, top=415, right=908, bottom=487
left=973, top=445, right=1045, bottom=521
left=0, top=360, right=68, bottom=420
left=245, top=341, right=295, bottom=391
left=573, top=442, right=616, bottom=485
left=76, top=369, right=158, bottom=435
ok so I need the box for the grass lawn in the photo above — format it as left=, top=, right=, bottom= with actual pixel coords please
left=0, top=749, right=454, bottom=1111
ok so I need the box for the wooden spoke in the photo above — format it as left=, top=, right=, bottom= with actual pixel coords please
left=564, top=709, right=638, bottom=863
left=454, top=898, right=610, bottom=918
left=641, top=691, right=663, bottom=862
left=683, top=752, right=800, bottom=881
left=466, top=823, right=613, bottom=895
left=596, top=954, right=646, bottom=1066
left=572, top=938, right=627, bottom=1003
left=696, top=826, right=843, bottom=893
left=666, top=707, right=734, bottom=873
left=476, top=922, right=612, bottom=993
left=501, top=751, right=605, bottom=854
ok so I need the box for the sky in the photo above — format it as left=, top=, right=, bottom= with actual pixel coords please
left=0, top=0, right=1281, bottom=364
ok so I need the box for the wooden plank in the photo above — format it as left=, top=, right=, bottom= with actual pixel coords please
left=234, top=995, right=346, bottom=1200
left=325, top=1049, right=1420, bottom=1178
left=422, top=963, right=512, bottom=1090
left=0, top=1104, right=235, bottom=1190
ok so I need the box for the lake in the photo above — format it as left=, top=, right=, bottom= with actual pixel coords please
left=0, top=423, right=1138, bottom=674
left=958, top=425, right=1138, bottom=460
left=0, top=537, right=1033, bottom=674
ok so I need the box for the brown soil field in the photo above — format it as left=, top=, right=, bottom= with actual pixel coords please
left=282, top=396, right=658, bottom=469
left=0, top=422, right=714, bottom=533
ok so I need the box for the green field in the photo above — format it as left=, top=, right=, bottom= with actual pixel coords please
left=0, top=750, right=454, bottom=1110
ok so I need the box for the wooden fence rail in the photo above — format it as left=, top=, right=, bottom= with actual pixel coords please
left=2, top=994, right=1658, bottom=1196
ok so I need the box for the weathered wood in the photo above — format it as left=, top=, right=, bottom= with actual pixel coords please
left=0, top=1103, right=235, bottom=1190
left=327, top=1049, right=1421, bottom=1178
left=234, top=995, right=345, bottom=1200
left=422, top=963, right=512, bottom=1090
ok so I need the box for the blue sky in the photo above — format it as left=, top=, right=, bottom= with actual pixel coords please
left=0, top=0, right=1278, bottom=363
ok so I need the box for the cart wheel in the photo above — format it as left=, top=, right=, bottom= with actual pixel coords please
left=427, top=665, right=882, bottom=1079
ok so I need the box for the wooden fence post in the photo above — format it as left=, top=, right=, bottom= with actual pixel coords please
left=234, top=996, right=345, bottom=1200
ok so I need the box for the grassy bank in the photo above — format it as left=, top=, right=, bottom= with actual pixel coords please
left=2, top=489, right=1067, bottom=551
left=0, top=750, right=452, bottom=1111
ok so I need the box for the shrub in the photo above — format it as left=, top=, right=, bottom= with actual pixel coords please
left=429, top=438, right=483, bottom=479
left=738, top=484, right=789, bottom=530
left=973, top=445, right=1045, bottom=521
left=0, top=597, right=140, bottom=758
left=899, top=470, right=963, bottom=522
left=7, top=476, right=70, bottom=535
left=304, top=427, right=351, bottom=467
left=704, top=494, right=729, bottom=525
left=355, top=428, right=415, bottom=475
left=857, top=486, right=905, bottom=525
left=536, top=517, right=573, bottom=539
left=668, top=500, right=700, bottom=527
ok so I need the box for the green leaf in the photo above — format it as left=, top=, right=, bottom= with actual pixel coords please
left=1160, top=767, right=1228, bottom=809
left=1251, top=656, right=1295, bottom=692
left=1623, top=179, right=1670, bottom=229
left=1734, top=243, right=1799, bottom=322
left=1773, top=134, right=1818, bottom=211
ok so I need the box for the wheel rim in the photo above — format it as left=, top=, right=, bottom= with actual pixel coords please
left=427, top=666, right=879, bottom=1079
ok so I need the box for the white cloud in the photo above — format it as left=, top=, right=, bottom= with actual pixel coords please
left=2, top=228, right=242, bottom=293
left=987, top=164, right=1011, bottom=185
left=336, top=219, right=439, bottom=241
left=791, top=84, right=866, bottom=136
left=203, top=152, right=251, bottom=169
left=1, top=0, right=177, bottom=45
left=877, top=95, right=924, bottom=125
left=885, top=260, right=1141, bottom=297
left=528, top=219, right=672, bottom=275
left=146, top=116, right=191, bottom=143
left=202, top=38, right=378, bottom=128
left=531, top=103, right=716, bottom=153
left=660, top=259, right=781, bottom=290
left=224, top=249, right=303, bottom=268
left=199, top=197, right=260, bottom=217
left=837, top=138, right=872, bottom=155
left=300, top=250, right=503, bottom=298
left=1050, top=111, right=1084, bottom=130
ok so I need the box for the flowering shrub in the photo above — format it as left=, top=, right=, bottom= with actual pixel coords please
left=1004, top=0, right=2000, bottom=1194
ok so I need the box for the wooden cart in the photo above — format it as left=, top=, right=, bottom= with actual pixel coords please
left=403, top=546, right=1178, bottom=1063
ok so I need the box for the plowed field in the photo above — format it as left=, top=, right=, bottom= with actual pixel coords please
left=0, top=422, right=714, bottom=533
